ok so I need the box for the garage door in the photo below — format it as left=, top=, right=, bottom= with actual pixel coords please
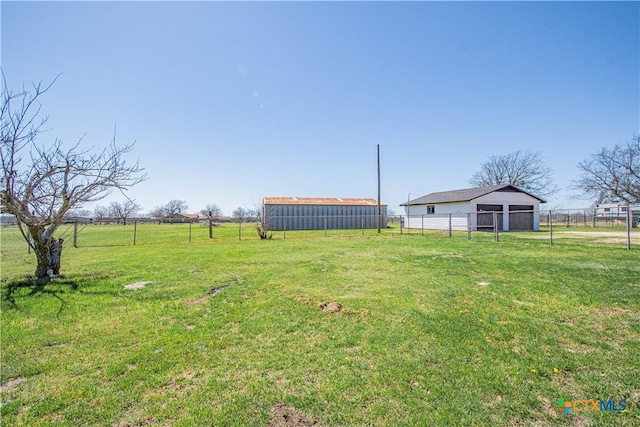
left=509, top=205, right=534, bottom=231
left=477, top=204, right=503, bottom=231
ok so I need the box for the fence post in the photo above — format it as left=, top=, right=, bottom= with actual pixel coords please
left=549, top=210, right=553, bottom=245
left=284, top=218, right=286, bottom=240
left=133, top=221, right=137, bottom=246
left=449, top=213, right=452, bottom=238
left=467, top=213, right=471, bottom=240
left=626, top=205, right=631, bottom=250
left=238, top=220, right=242, bottom=241
left=361, top=215, right=364, bottom=237
left=324, top=216, right=327, bottom=237
left=493, top=211, right=499, bottom=242
left=189, top=221, right=192, bottom=243
left=73, top=221, right=78, bottom=248
left=421, top=214, right=424, bottom=236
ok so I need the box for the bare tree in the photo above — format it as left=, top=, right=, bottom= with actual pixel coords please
left=253, top=202, right=272, bottom=240
left=149, top=206, right=164, bottom=219
left=200, top=203, right=223, bottom=238
left=470, top=150, right=557, bottom=197
left=94, top=205, right=109, bottom=224
left=165, top=199, right=188, bottom=217
left=573, top=135, right=640, bottom=204
left=109, top=200, right=140, bottom=225
left=0, top=74, right=146, bottom=279
left=151, top=199, right=188, bottom=223
left=200, top=203, right=222, bottom=219
left=232, top=207, right=247, bottom=222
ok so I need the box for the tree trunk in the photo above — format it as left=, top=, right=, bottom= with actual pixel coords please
left=48, top=238, right=64, bottom=276
left=30, top=227, right=64, bottom=278
left=34, top=241, right=50, bottom=279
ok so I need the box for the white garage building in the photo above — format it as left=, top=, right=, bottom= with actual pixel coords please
left=400, top=184, right=546, bottom=232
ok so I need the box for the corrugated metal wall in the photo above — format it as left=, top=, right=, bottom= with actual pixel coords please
left=264, top=204, right=388, bottom=231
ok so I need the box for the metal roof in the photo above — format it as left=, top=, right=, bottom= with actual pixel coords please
left=264, top=197, right=386, bottom=206
left=400, top=184, right=546, bottom=206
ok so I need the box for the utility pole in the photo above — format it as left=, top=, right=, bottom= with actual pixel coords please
left=377, top=144, right=381, bottom=234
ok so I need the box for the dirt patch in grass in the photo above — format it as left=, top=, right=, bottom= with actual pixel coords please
left=185, top=285, right=229, bottom=306
left=558, top=338, right=594, bottom=354
left=0, top=376, right=26, bottom=393
left=269, top=403, right=321, bottom=427
left=525, top=231, right=640, bottom=245
left=185, top=295, right=209, bottom=306
left=294, top=296, right=369, bottom=316
left=318, top=301, right=342, bottom=314
left=294, top=295, right=312, bottom=305
left=592, top=304, right=631, bottom=317
left=113, top=404, right=162, bottom=427
left=115, top=418, right=158, bottom=427
left=628, top=390, right=640, bottom=410
left=551, top=369, right=578, bottom=392
left=124, top=281, right=151, bottom=290
left=143, top=371, right=199, bottom=401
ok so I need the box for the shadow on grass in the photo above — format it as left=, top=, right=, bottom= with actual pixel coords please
left=1, top=276, right=79, bottom=316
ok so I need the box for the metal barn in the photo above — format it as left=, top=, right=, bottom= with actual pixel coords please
left=263, top=197, right=388, bottom=231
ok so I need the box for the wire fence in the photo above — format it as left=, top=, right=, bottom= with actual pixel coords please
left=399, top=207, right=638, bottom=249
left=1, top=208, right=638, bottom=253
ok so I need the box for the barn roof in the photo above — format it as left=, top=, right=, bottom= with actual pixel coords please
left=264, top=197, right=386, bottom=206
left=401, top=184, right=546, bottom=206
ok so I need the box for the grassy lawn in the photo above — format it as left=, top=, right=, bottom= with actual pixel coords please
left=1, top=224, right=639, bottom=426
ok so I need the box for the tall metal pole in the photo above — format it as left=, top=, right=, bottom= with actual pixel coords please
left=377, top=144, right=381, bottom=234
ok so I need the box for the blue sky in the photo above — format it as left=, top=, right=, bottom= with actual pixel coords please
left=2, top=1, right=638, bottom=215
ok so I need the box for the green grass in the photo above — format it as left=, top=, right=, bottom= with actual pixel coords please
left=1, top=224, right=639, bottom=426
